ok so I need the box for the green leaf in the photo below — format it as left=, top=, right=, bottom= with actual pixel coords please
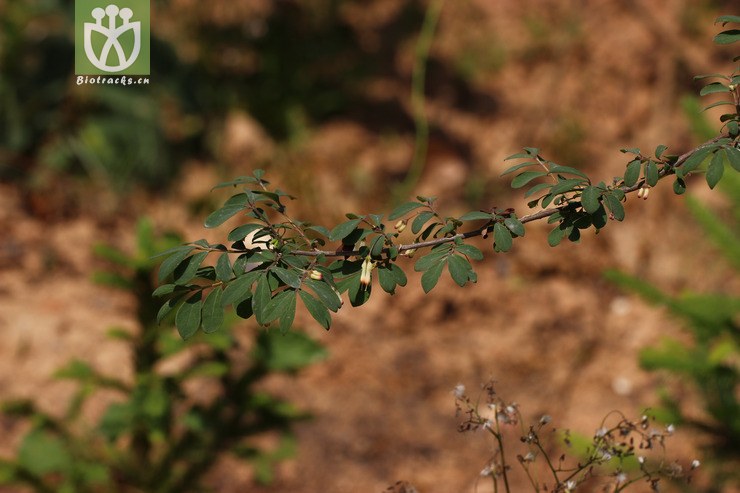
left=377, top=265, right=397, bottom=294
left=714, top=29, right=740, bottom=45
left=211, top=176, right=258, bottom=189
left=580, top=186, right=601, bottom=214
left=279, top=292, right=297, bottom=333
left=548, top=164, right=589, bottom=180
left=548, top=225, right=566, bottom=247
left=152, top=283, right=181, bottom=297
left=412, top=211, right=435, bottom=234
left=715, top=15, right=740, bottom=24
left=604, top=193, right=625, bottom=221
left=623, top=159, right=641, bottom=187
left=699, top=82, right=730, bottom=95
left=329, top=218, right=362, bottom=241
left=725, top=147, right=740, bottom=172
left=655, top=144, right=668, bottom=158
left=54, top=359, right=95, bottom=381
left=693, top=72, right=729, bottom=80
left=389, top=202, right=425, bottom=220
left=447, top=254, right=472, bottom=287
left=216, top=253, right=232, bottom=282
left=620, top=147, right=641, bottom=155
left=414, top=246, right=451, bottom=271
left=158, top=246, right=195, bottom=282
left=176, top=293, right=202, bottom=339
left=549, top=178, right=584, bottom=195
left=369, top=235, right=385, bottom=258
left=590, top=204, right=608, bottom=230
left=421, top=260, right=445, bottom=293
left=706, top=151, right=725, bottom=189
left=173, top=251, right=209, bottom=285
left=263, top=290, right=296, bottom=323
left=304, top=279, right=342, bottom=312
left=227, top=223, right=264, bottom=242
left=501, top=161, right=537, bottom=175
left=273, top=267, right=302, bottom=289
left=157, top=296, right=182, bottom=324
left=201, top=289, right=224, bottom=333
left=503, top=217, right=526, bottom=237
left=493, top=222, right=513, bottom=252
left=456, top=243, right=484, bottom=260
left=205, top=203, right=247, bottom=228
left=511, top=171, right=548, bottom=189
left=307, top=225, right=331, bottom=238
left=19, top=430, right=72, bottom=476
left=645, top=160, right=659, bottom=187
left=702, top=100, right=735, bottom=111
left=678, top=147, right=711, bottom=177
left=459, top=211, right=493, bottom=221
left=299, top=290, right=331, bottom=329
left=390, top=263, right=408, bottom=286
left=253, top=275, right=272, bottom=325
left=673, top=177, right=686, bottom=195
left=524, top=182, right=553, bottom=197
left=222, top=271, right=259, bottom=306
left=504, top=151, right=535, bottom=161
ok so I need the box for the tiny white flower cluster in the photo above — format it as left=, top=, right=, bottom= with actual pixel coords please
left=453, top=384, right=465, bottom=399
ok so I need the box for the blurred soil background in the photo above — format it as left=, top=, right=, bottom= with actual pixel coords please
left=1, top=0, right=739, bottom=491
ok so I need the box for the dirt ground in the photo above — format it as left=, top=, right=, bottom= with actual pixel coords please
left=2, top=0, right=740, bottom=492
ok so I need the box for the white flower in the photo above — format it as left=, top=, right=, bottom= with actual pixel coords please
left=638, top=456, right=645, bottom=465
left=565, top=480, right=576, bottom=491
left=691, top=459, right=700, bottom=469
left=666, top=424, right=675, bottom=434
left=616, top=473, right=627, bottom=485
left=453, top=384, right=465, bottom=399
left=539, top=414, right=552, bottom=425
left=595, top=427, right=608, bottom=438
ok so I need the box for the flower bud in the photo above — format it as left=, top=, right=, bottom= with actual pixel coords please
left=360, top=256, right=374, bottom=287
left=637, top=186, right=650, bottom=200
left=309, top=269, right=323, bottom=281
left=404, top=248, right=417, bottom=258
left=394, top=219, right=407, bottom=233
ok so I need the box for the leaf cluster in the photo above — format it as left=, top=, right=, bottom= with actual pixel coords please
left=155, top=16, right=740, bottom=338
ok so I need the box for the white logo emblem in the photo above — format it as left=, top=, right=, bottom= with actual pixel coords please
left=84, top=4, right=141, bottom=72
